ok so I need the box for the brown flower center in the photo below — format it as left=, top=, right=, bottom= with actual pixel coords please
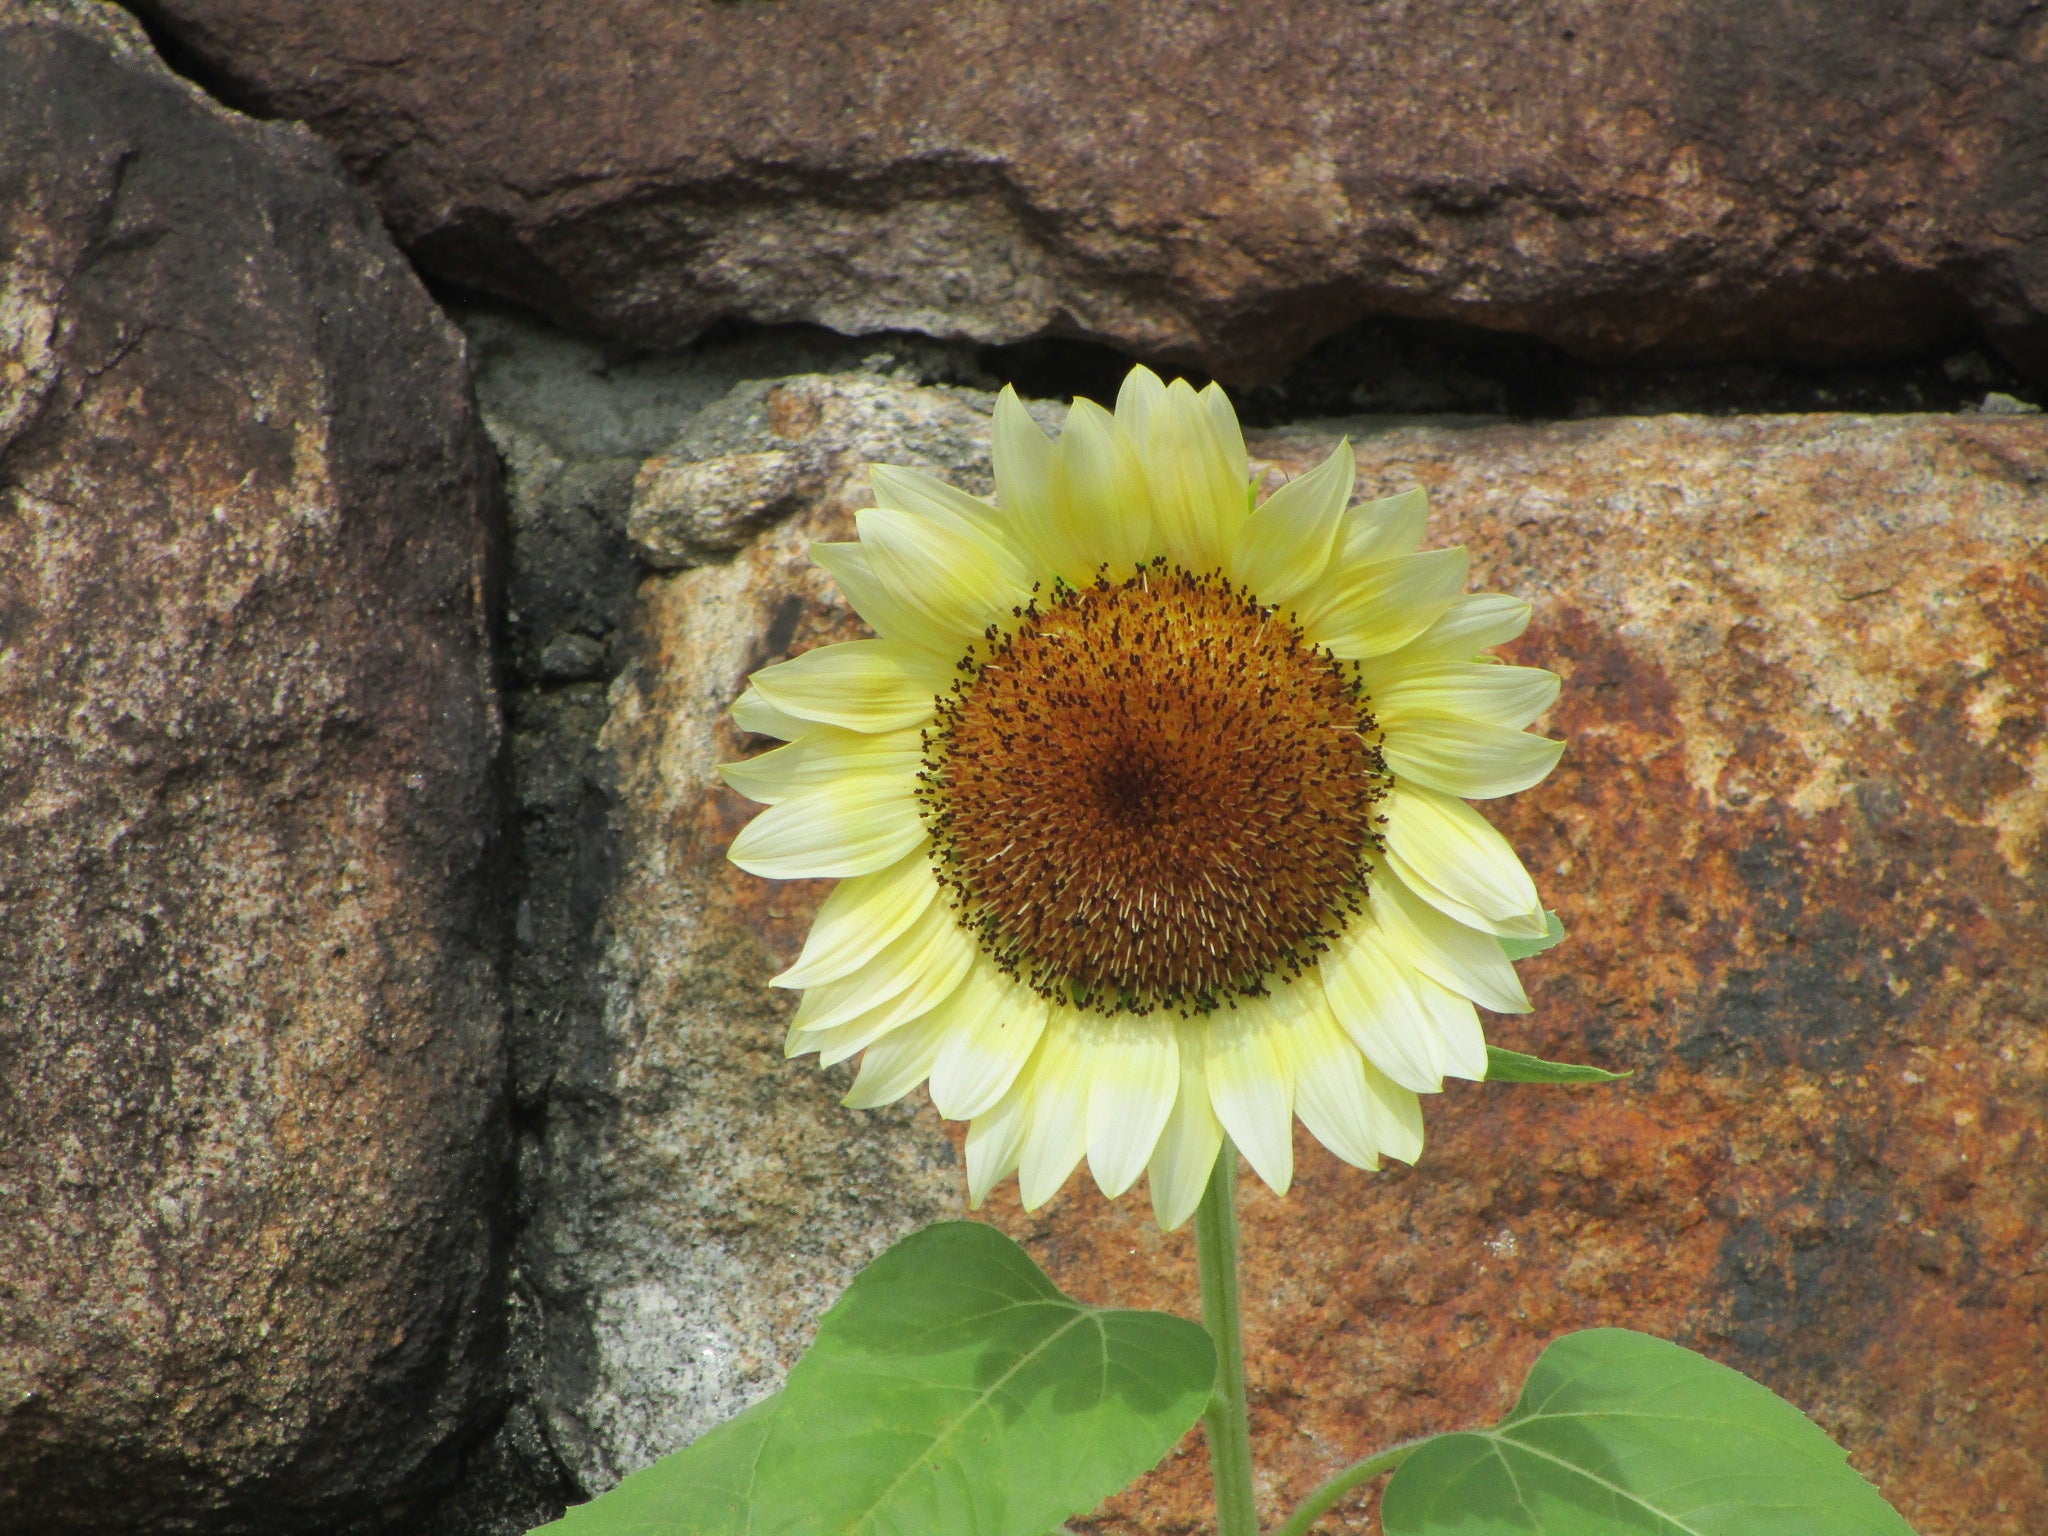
left=916, top=564, right=1389, bottom=1015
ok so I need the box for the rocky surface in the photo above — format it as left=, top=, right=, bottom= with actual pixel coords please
left=0, top=5, right=507, bottom=1531
left=128, top=0, right=2048, bottom=384
left=516, top=378, right=1004, bottom=1491
left=1039, top=407, right=2048, bottom=1536
left=434, top=308, right=1005, bottom=1531
left=558, top=374, right=2046, bottom=1534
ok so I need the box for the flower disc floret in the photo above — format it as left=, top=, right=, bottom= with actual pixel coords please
left=918, top=563, right=1389, bottom=1016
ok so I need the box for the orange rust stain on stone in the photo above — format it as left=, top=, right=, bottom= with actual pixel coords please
left=970, top=414, right=2048, bottom=1536
left=612, top=386, right=2044, bottom=1534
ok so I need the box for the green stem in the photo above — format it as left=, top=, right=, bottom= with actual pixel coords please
left=1196, top=1141, right=1260, bottom=1536
left=1272, top=1439, right=1429, bottom=1536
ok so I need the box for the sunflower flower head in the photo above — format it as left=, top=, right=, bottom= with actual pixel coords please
left=721, top=367, right=1563, bottom=1229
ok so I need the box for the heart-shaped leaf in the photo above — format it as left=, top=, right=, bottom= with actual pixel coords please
left=752, top=1219, right=1214, bottom=1535
left=536, top=1220, right=1215, bottom=1536
left=540, top=1396, right=780, bottom=1535
left=1382, top=1328, right=1918, bottom=1535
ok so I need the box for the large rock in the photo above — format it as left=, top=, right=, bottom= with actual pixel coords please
left=1046, top=406, right=2048, bottom=1535
left=555, top=373, right=2045, bottom=1534
left=521, top=379, right=999, bottom=1488
left=0, top=5, right=507, bottom=1530
left=127, top=0, right=2048, bottom=383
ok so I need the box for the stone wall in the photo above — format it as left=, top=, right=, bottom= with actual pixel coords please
left=3, top=4, right=2043, bottom=1534
left=543, top=376, right=2045, bottom=1536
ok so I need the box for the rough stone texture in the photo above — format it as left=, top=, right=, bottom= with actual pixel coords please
left=1031, top=408, right=2048, bottom=1536
left=126, top=0, right=2048, bottom=384
left=564, top=374, right=2046, bottom=1534
left=429, top=309, right=1010, bottom=1533
left=0, top=6, right=508, bottom=1531
left=520, top=379, right=1005, bottom=1491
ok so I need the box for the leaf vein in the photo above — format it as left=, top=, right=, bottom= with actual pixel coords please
left=1478, top=1432, right=1715, bottom=1536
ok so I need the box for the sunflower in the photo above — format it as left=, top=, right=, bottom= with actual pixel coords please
left=721, top=367, right=1562, bottom=1229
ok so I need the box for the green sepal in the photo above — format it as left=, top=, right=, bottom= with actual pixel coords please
left=1496, top=909, right=1566, bottom=961
left=1483, top=1044, right=1628, bottom=1084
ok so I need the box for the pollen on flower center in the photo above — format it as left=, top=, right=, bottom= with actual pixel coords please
left=916, top=563, right=1391, bottom=1015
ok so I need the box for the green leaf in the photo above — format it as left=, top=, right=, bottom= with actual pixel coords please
left=753, top=1220, right=1214, bottom=1535
left=1484, top=1045, right=1628, bottom=1085
left=1497, top=910, right=1566, bottom=961
left=1382, top=1328, right=1919, bottom=1536
left=538, top=1221, right=1215, bottom=1536
left=535, top=1394, right=779, bottom=1534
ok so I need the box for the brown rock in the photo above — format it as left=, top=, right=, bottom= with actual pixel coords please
left=570, top=374, right=2045, bottom=1534
left=127, top=0, right=2048, bottom=383
left=0, top=5, right=508, bottom=1531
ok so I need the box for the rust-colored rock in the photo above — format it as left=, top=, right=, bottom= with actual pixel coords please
left=571, top=374, right=2045, bottom=1534
left=128, top=0, right=2048, bottom=383
left=1026, top=411, right=2048, bottom=1535
left=0, top=5, right=507, bottom=1531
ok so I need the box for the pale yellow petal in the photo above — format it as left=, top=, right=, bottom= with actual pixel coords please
left=841, top=1005, right=952, bottom=1108
left=1335, top=487, right=1429, bottom=567
left=1140, top=378, right=1243, bottom=574
left=1083, top=1019, right=1181, bottom=1199
left=927, top=967, right=1050, bottom=1121
left=806, top=944, right=972, bottom=1065
left=1297, top=546, right=1470, bottom=658
left=729, top=685, right=811, bottom=741
left=1197, top=381, right=1251, bottom=494
left=1205, top=1001, right=1295, bottom=1195
left=1058, top=397, right=1153, bottom=576
left=992, top=386, right=1070, bottom=581
left=1146, top=1019, right=1223, bottom=1231
left=1388, top=592, right=1532, bottom=665
left=794, top=950, right=970, bottom=1073
left=1417, top=971, right=1488, bottom=1081
left=1290, top=970, right=1431, bottom=1164
left=789, top=999, right=920, bottom=1069
left=1230, top=438, right=1354, bottom=606
left=771, top=847, right=939, bottom=989
left=1379, top=781, right=1545, bottom=937
left=719, top=726, right=922, bottom=807
left=809, top=541, right=967, bottom=657
left=748, top=638, right=949, bottom=733
left=725, top=775, right=924, bottom=880
left=867, top=462, right=1017, bottom=560
left=1321, top=923, right=1446, bottom=1093
left=1380, top=714, right=1564, bottom=799
left=965, top=1073, right=1033, bottom=1208
left=1280, top=993, right=1385, bottom=1171
left=1362, top=1058, right=1425, bottom=1165
left=1018, top=1016, right=1091, bottom=1209
left=1114, top=364, right=1167, bottom=446
left=856, top=506, right=1030, bottom=646
left=788, top=897, right=967, bottom=1034
left=1373, top=867, right=1532, bottom=1015
left=1375, top=661, right=1560, bottom=732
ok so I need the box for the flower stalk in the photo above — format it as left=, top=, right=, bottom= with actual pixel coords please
left=1273, top=1439, right=1428, bottom=1536
left=1196, top=1142, right=1260, bottom=1536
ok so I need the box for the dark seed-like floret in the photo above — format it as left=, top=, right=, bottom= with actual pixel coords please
left=917, top=564, right=1390, bottom=1016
